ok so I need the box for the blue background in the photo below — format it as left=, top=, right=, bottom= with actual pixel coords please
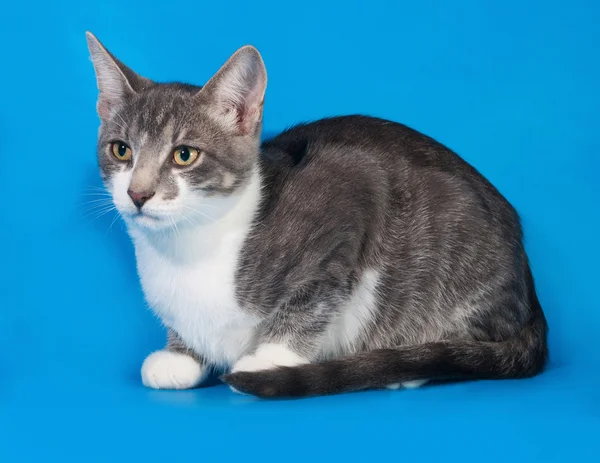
left=1, top=0, right=598, bottom=461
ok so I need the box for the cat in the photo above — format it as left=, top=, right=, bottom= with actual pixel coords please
left=86, top=32, right=548, bottom=398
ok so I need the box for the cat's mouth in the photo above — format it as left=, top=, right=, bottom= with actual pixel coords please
left=127, top=210, right=169, bottom=229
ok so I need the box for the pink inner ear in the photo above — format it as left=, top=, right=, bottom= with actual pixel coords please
left=241, top=105, right=262, bottom=135
left=237, top=105, right=252, bottom=135
left=233, top=95, right=264, bottom=136
left=219, top=99, right=257, bottom=136
left=97, top=98, right=111, bottom=120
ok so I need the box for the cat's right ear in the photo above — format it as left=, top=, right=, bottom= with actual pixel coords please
left=86, top=32, right=150, bottom=119
left=198, top=45, right=267, bottom=136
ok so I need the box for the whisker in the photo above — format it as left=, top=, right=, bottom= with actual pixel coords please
left=81, top=202, right=115, bottom=212
left=82, top=204, right=115, bottom=216
left=168, top=217, right=180, bottom=239
left=181, top=205, right=217, bottom=223
left=108, top=113, right=128, bottom=132
left=82, top=198, right=114, bottom=205
left=177, top=211, right=196, bottom=228
left=106, top=211, right=122, bottom=235
left=83, top=206, right=116, bottom=225
left=81, top=206, right=115, bottom=215
left=174, top=217, right=182, bottom=239
left=114, top=112, right=127, bottom=127
left=195, top=203, right=218, bottom=210
left=81, top=191, right=112, bottom=197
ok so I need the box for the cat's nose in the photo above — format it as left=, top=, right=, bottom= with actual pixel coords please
left=127, top=189, right=155, bottom=209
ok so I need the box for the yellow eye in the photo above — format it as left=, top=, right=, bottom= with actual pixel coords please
left=111, top=142, right=132, bottom=161
left=173, top=146, right=200, bottom=166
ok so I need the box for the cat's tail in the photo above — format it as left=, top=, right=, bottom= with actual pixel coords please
left=223, top=270, right=548, bottom=398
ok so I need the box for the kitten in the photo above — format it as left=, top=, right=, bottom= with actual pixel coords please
left=86, top=32, right=548, bottom=398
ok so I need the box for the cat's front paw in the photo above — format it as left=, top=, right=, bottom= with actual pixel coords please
left=141, top=350, right=206, bottom=390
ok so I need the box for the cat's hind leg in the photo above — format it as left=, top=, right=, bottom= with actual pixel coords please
left=226, top=283, right=349, bottom=393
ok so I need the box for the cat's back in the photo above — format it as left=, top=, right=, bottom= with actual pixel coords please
left=261, top=115, right=456, bottom=168
left=260, top=115, right=514, bottom=219
left=264, top=115, right=422, bottom=149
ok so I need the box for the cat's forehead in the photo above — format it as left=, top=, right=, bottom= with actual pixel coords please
left=106, top=83, right=208, bottom=143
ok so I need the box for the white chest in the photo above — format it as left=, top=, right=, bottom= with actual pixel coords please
left=134, top=230, right=260, bottom=367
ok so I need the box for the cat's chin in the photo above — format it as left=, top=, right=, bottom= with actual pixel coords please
left=124, top=211, right=174, bottom=232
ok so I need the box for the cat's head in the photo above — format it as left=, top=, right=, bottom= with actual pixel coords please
left=86, top=32, right=266, bottom=231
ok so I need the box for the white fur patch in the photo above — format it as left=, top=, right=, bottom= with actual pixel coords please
left=141, top=350, right=206, bottom=389
left=402, top=379, right=429, bottom=389
left=232, top=343, right=308, bottom=373
left=320, top=269, right=381, bottom=358
left=132, top=171, right=263, bottom=367
left=386, top=380, right=429, bottom=390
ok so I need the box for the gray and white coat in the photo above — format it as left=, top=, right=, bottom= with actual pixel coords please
left=86, top=33, right=548, bottom=397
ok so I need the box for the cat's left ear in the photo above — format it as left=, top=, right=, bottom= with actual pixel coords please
left=198, top=46, right=267, bottom=136
left=86, top=32, right=151, bottom=119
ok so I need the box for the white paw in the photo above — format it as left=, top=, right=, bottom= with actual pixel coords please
left=386, top=379, right=429, bottom=390
left=141, top=350, right=205, bottom=390
left=232, top=354, right=275, bottom=374
left=402, top=379, right=429, bottom=389
left=231, top=343, right=308, bottom=373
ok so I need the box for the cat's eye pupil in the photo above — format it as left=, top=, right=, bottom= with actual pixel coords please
left=179, top=148, right=190, bottom=162
left=118, top=144, right=127, bottom=157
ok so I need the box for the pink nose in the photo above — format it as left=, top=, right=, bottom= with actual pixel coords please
left=127, top=189, right=155, bottom=209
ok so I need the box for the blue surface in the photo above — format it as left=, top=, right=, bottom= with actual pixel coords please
left=1, top=0, right=599, bottom=461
